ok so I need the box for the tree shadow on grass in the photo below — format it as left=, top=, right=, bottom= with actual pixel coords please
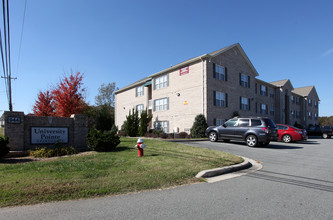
left=0, top=158, right=36, bottom=164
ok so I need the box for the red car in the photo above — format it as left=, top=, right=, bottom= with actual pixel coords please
left=276, top=124, right=308, bottom=143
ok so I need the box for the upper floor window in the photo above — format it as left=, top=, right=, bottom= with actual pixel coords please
left=154, top=97, right=169, bottom=112
left=239, top=73, right=250, bottom=88
left=291, top=110, right=295, bottom=118
left=260, top=104, right=268, bottom=114
left=154, top=74, right=169, bottom=90
left=260, top=85, right=267, bottom=96
left=291, top=96, right=295, bottom=104
left=136, top=104, right=144, bottom=115
left=315, top=101, right=318, bottom=108
left=314, top=113, right=318, bottom=119
left=214, top=91, right=228, bottom=107
left=308, top=111, right=312, bottom=119
left=240, top=97, right=250, bottom=110
left=296, top=111, right=300, bottom=119
left=136, top=86, right=144, bottom=97
left=308, top=98, right=312, bottom=106
left=269, top=88, right=275, bottom=98
left=213, top=64, right=227, bottom=81
left=296, top=97, right=300, bottom=105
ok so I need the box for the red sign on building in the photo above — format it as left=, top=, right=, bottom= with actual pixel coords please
left=179, top=66, right=189, bottom=76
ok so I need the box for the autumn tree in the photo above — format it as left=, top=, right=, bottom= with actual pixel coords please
left=52, top=72, right=86, bottom=117
left=32, top=91, right=55, bottom=116
left=32, top=72, right=86, bottom=117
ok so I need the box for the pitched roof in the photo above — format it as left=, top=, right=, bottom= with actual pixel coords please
left=269, top=79, right=290, bottom=87
left=292, top=86, right=318, bottom=99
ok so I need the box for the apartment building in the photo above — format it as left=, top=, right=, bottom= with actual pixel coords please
left=115, top=43, right=319, bottom=133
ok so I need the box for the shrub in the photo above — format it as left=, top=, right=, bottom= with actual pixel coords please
left=87, top=127, right=120, bottom=152
left=30, top=146, right=77, bottom=158
left=0, top=136, right=10, bottom=159
left=139, top=110, right=152, bottom=136
left=125, top=109, right=139, bottom=137
left=159, top=132, right=167, bottom=139
left=178, top=132, right=188, bottom=139
left=190, top=114, right=208, bottom=138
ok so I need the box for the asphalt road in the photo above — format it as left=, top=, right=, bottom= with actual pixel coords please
left=1, top=138, right=332, bottom=220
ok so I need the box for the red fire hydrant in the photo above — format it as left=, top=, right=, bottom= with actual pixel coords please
left=135, top=138, right=146, bottom=157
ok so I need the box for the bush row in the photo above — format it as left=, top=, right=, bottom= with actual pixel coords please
left=30, top=146, right=78, bottom=158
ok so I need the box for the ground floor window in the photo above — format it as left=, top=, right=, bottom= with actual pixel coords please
left=260, top=104, right=268, bottom=114
left=154, top=121, right=169, bottom=133
left=240, top=97, right=250, bottom=110
left=214, top=118, right=225, bottom=126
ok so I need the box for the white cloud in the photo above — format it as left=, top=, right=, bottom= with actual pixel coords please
left=322, top=48, right=333, bottom=57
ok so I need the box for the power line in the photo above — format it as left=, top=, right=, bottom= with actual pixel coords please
left=16, top=0, right=27, bottom=75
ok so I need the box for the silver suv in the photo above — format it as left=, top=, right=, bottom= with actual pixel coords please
left=206, top=117, right=278, bottom=147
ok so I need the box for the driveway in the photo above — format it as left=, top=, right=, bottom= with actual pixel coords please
left=1, top=138, right=332, bottom=220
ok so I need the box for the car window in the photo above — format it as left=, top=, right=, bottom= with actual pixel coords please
left=238, top=119, right=250, bottom=127
left=251, top=119, right=262, bottom=126
left=224, top=119, right=238, bottom=127
left=277, top=125, right=283, bottom=129
left=263, top=119, right=276, bottom=128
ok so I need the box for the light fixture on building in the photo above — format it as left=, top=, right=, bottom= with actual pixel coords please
left=177, top=93, right=180, bottom=96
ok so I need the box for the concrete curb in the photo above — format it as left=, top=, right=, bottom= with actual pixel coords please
left=196, top=157, right=252, bottom=178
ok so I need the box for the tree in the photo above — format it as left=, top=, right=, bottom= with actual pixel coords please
left=52, top=72, right=86, bottom=117
left=32, top=91, right=55, bottom=116
left=190, top=114, right=208, bottom=138
left=125, top=109, right=139, bottom=137
left=95, top=104, right=114, bottom=131
left=139, top=110, right=152, bottom=136
left=33, top=72, right=86, bottom=117
left=95, top=82, right=117, bottom=107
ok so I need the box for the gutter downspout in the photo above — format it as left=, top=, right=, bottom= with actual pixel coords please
left=200, top=56, right=206, bottom=116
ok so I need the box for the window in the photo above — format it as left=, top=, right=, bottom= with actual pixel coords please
left=269, top=88, right=275, bottom=98
left=238, top=119, right=250, bottom=127
left=154, top=74, right=168, bottom=90
left=314, top=113, right=318, bottom=119
left=260, top=85, right=267, bottom=96
left=270, top=105, right=275, bottom=116
left=240, top=73, right=250, bottom=88
left=214, top=119, right=225, bottom=126
left=315, top=101, right=318, bottom=108
left=251, top=119, right=262, bottom=126
left=214, top=91, right=228, bottom=107
left=291, top=110, right=295, bottom=118
left=136, top=104, right=144, bottom=115
left=296, top=111, right=300, bottom=119
left=225, top=118, right=238, bottom=127
left=154, top=97, right=169, bottom=112
left=291, top=96, right=295, bottom=104
left=308, top=112, right=312, bottom=119
left=240, top=97, right=250, bottom=110
left=136, top=86, right=144, bottom=97
left=213, top=64, right=227, bottom=81
left=308, top=99, right=312, bottom=106
left=260, top=104, right=268, bottom=114
left=154, top=121, right=169, bottom=133
left=296, top=97, right=300, bottom=105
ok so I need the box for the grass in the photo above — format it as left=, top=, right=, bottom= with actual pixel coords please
left=0, top=137, right=243, bottom=207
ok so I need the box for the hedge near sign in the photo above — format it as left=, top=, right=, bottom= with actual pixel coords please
left=31, top=127, right=69, bottom=144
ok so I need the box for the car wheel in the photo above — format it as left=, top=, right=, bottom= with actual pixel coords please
left=322, top=133, right=328, bottom=139
left=282, top=134, right=292, bottom=143
left=246, top=135, right=258, bottom=147
left=209, top=132, right=218, bottom=142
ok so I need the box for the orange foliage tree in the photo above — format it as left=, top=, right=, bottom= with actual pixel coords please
left=32, top=91, right=55, bottom=116
left=33, top=72, right=86, bottom=117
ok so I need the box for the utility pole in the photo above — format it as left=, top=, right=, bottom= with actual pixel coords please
left=1, top=75, right=16, bottom=111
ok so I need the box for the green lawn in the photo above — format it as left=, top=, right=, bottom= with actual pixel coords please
left=0, top=137, right=243, bottom=207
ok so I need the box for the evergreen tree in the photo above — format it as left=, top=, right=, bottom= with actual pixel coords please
left=139, top=110, right=152, bottom=136
left=190, top=114, right=208, bottom=138
left=125, top=109, right=139, bottom=137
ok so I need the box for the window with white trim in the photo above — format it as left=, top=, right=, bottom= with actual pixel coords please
left=308, top=99, right=312, bottom=106
left=240, top=73, right=250, bottom=88
left=213, top=64, right=227, bottom=81
left=214, top=91, right=227, bottom=107
left=260, top=85, right=267, bottom=96
left=154, top=97, right=169, bottom=112
left=291, top=96, right=295, bottom=104
left=136, top=104, right=144, bottom=115
left=260, top=104, right=268, bottom=114
left=154, top=121, right=169, bottom=133
left=136, top=86, right=144, bottom=97
left=154, top=74, right=168, bottom=90
left=240, top=97, right=250, bottom=110
left=308, top=112, right=312, bottom=119
left=214, top=118, right=225, bottom=126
